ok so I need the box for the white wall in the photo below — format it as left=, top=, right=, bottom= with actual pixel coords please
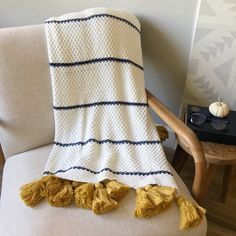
left=0, top=0, right=199, bottom=123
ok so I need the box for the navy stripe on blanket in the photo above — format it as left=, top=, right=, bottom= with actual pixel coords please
left=53, top=101, right=148, bottom=110
left=45, top=13, right=140, bottom=34
left=44, top=166, right=173, bottom=176
left=54, top=139, right=161, bottom=147
left=49, top=57, right=144, bottom=71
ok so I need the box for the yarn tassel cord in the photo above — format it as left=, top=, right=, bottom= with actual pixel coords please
left=134, top=185, right=206, bottom=230
left=176, top=196, right=206, bottom=230
left=20, top=176, right=206, bottom=230
left=156, top=125, right=169, bottom=142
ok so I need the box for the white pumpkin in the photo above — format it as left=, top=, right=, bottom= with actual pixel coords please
left=209, top=99, right=230, bottom=118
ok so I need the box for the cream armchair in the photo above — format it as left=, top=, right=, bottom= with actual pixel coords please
left=0, top=24, right=207, bottom=236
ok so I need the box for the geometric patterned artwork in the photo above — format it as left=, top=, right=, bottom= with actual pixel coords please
left=214, top=58, right=234, bottom=86
left=184, top=0, right=236, bottom=110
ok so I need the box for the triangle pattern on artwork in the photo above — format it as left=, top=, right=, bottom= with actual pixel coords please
left=200, top=0, right=217, bottom=16
left=214, top=58, right=234, bottom=86
left=214, top=41, right=225, bottom=53
left=202, top=87, right=214, bottom=95
left=207, top=46, right=217, bottom=57
left=194, top=28, right=213, bottom=43
left=194, top=75, right=205, bottom=84
left=184, top=87, right=199, bottom=102
left=189, top=59, right=199, bottom=74
left=230, top=31, right=236, bottom=40
left=200, top=51, right=210, bottom=62
left=222, top=36, right=234, bottom=47
left=198, top=81, right=210, bottom=90
left=206, top=92, right=219, bottom=101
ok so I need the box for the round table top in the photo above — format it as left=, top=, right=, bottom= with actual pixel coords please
left=201, top=142, right=236, bottom=165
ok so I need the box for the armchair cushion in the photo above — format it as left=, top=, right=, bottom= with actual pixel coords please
left=0, top=144, right=207, bottom=236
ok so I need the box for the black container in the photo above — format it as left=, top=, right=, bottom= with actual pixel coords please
left=186, top=105, right=236, bottom=145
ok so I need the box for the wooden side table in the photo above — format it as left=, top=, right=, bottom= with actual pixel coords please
left=172, top=142, right=236, bottom=202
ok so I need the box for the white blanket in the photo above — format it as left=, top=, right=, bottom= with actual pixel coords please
left=44, top=7, right=177, bottom=190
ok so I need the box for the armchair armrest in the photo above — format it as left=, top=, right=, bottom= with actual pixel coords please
left=146, top=89, right=207, bottom=202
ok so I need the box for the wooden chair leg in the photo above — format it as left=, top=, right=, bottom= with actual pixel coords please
left=204, top=164, right=217, bottom=197
left=171, top=145, right=188, bottom=174
left=221, top=165, right=233, bottom=203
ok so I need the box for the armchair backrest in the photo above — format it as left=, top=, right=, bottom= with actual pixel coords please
left=0, top=25, right=54, bottom=158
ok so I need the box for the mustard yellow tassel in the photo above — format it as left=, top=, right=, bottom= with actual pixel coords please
left=135, top=185, right=176, bottom=218
left=156, top=126, right=169, bottom=142
left=72, top=181, right=82, bottom=189
left=44, top=176, right=63, bottom=196
left=176, top=196, right=206, bottom=230
left=48, top=180, right=73, bottom=207
left=148, top=185, right=176, bottom=207
left=45, top=176, right=73, bottom=207
left=105, top=180, right=130, bottom=201
left=20, top=177, right=47, bottom=207
left=92, top=183, right=118, bottom=214
left=134, top=188, right=157, bottom=218
left=74, top=183, right=95, bottom=209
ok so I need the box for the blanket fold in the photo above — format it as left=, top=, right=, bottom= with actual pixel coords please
left=20, top=7, right=205, bottom=230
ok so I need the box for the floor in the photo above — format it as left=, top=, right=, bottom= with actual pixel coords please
left=179, top=158, right=236, bottom=236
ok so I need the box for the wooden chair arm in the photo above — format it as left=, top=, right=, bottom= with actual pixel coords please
left=146, top=89, right=207, bottom=202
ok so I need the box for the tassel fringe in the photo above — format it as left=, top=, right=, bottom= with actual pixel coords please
left=46, top=179, right=74, bottom=207
left=176, top=196, right=206, bottom=230
left=74, top=183, right=94, bottom=209
left=134, top=185, right=176, bottom=218
left=105, top=180, right=130, bottom=201
left=92, top=183, right=118, bottom=214
left=20, top=176, right=130, bottom=214
left=20, top=177, right=205, bottom=230
left=134, top=186, right=206, bottom=230
left=156, top=126, right=169, bottom=142
left=20, top=177, right=47, bottom=207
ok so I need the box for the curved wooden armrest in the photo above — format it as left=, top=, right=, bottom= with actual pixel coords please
left=146, top=89, right=207, bottom=202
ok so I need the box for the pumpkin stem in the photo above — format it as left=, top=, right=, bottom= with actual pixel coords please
left=218, top=97, right=222, bottom=105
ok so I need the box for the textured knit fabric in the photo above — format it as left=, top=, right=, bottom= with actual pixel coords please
left=44, top=8, right=177, bottom=190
